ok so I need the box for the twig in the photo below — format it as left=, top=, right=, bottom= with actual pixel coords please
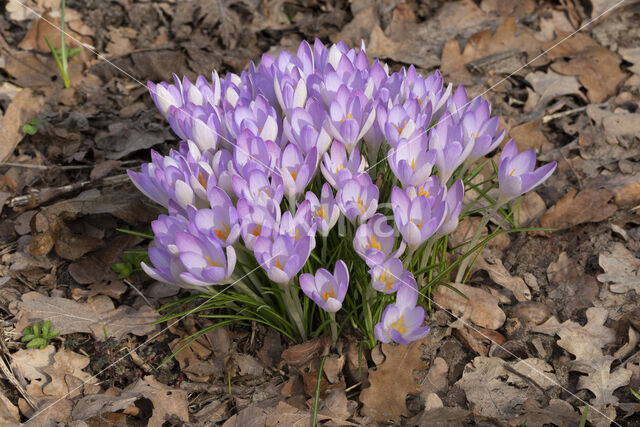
left=0, top=163, right=93, bottom=170
left=123, top=279, right=153, bottom=308
left=542, top=102, right=607, bottom=123
left=560, top=150, right=583, bottom=189
left=5, top=173, right=131, bottom=208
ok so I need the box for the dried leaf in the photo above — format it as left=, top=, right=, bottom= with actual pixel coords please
left=0, top=393, right=20, bottom=427
left=0, top=89, right=45, bottom=163
left=11, top=292, right=158, bottom=341
left=524, top=70, right=585, bottom=113
left=475, top=254, right=531, bottom=301
left=359, top=339, right=428, bottom=422
left=126, top=376, right=189, bottom=426
left=597, top=243, right=640, bottom=294
left=433, top=283, right=506, bottom=330
left=539, top=188, right=617, bottom=230
left=577, top=357, right=632, bottom=407
left=456, top=357, right=557, bottom=419
left=509, top=398, right=579, bottom=427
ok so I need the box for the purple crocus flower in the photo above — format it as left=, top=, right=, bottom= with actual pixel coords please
left=174, top=231, right=236, bottom=286
left=236, top=198, right=280, bottom=250
left=185, top=186, right=241, bottom=247
left=374, top=276, right=430, bottom=344
left=305, top=183, right=340, bottom=237
left=141, top=214, right=189, bottom=285
left=320, top=141, right=366, bottom=188
left=377, top=99, right=429, bottom=149
left=278, top=200, right=317, bottom=241
left=167, top=103, right=224, bottom=153
left=253, top=234, right=315, bottom=284
left=436, top=179, right=464, bottom=237
left=369, top=257, right=410, bottom=294
left=498, top=139, right=557, bottom=204
left=232, top=168, right=284, bottom=207
left=128, top=149, right=213, bottom=215
left=283, top=98, right=332, bottom=156
left=336, top=173, right=379, bottom=223
left=232, top=129, right=281, bottom=177
left=406, top=175, right=446, bottom=202
left=326, top=86, right=376, bottom=153
left=148, top=75, right=184, bottom=119
left=428, top=116, right=471, bottom=184
left=353, top=214, right=405, bottom=267
left=391, top=186, right=446, bottom=250
left=401, top=67, right=451, bottom=119
left=299, top=260, right=349, bottom=313
left=227, top=95, right=279, bottom=143
left=388, top=135, right=436, bottom=188
left=461, top=98, right=505, bottom=163
left=279, top=144, right=318, bottom=205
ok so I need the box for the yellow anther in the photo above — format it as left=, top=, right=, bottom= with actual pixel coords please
left=410, top=158, right=415, bottom=172
left=316, top=205, right=327, bottom=221
left=205, top=256, right=220, bottom=268
left=356, top=196, right=366, bottom=214
left=251, top=222, right=262, bottom=236
left=198, top=171, right=207, bottom=189
left=369, top=234, right=381, bottom=250
left=214, top=221, right=230, bottom=240
left=275, top=257, right=284, bottom=270
left=291, top=169, right=298, bottom=181
left=509, top=169, right=516, bottom=176
left=418, top=187, right=430, bottom=198
left=322, top=285, right=336, bottom=302
left=391, top=315, right=406, bottom=335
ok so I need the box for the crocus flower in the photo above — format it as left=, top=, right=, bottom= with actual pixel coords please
left=141, top=215, right=190, bottom=285
left=388, top=135, right=436, bottom=187
left=148, top=75, right=184, bottom=119
left=232, top=129, right=281, bottom=178
left=305, top=183, right=340, bottom=236
left=253, top=234, right=314, bottom=284
left=186, top=186, right=241, bottom=247
left=428, top=116, right=470, bottom=184
left=374, top=276, right=430, bottom=344
left=320, top=141, right=366, bottom=188
left=128, top=149, right=213, bottom=215
left=175, top=231, right=236, bottom=286
left=336, top=173, right=379, bottom=223
left=167, top=103, right=224, bottom=153
left=236, top=198, right=280, bottom=250
left=326, top=85, right=376, bottom=153
left=461, top=98, right=505, bottom=163
left=377, top=99, right=429, bottom=149
left=353, top=214, right=405, bottom=267
left=406, top=175, right=446, bottom=202
left=226, top=95, right=279, bottom=143
left=498, top=139, right=557, bottom=204
left=278, top=200, right=317, bottom=241
left=370, top=257, right=410, bottom=294
left=232, top=168, right=284, bottom=207
left=279, top=144, right=318, bottom=205
left=299, top=260, right=349, bottom=312
left=435, top=179, right=464, bottom=237
left=283, top=98, right=332, bottom=156
left=391, top=186, right=446, bottom=249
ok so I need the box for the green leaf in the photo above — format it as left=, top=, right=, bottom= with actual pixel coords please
left=43, top=320, right=52, bottom=336
left=26, top=338, right=47, bottom=349
left=22, top=326, right=34, bottom=336
left=312, top=355, right=327, bottom=427
left=21, top=334, right=36, bottom=342
left=33, top=322, right=41, bottom=337
left=579, top=404, right=588, bottom=427
left=631, top=388, right=640, bottom=401
left=48, top=330, right=60, bottom=339
left=22, top=124, right=38, bottom=135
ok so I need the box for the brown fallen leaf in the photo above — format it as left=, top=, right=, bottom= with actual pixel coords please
left=456, top=356, right=557, bottom=419
left=126, top=376, right=189, bottom=426
left=433, top=283, right=506, bottom=330
left=441, top=16, right=544, bottom=77
left=523, top=70, right=585, bottom=114
left=508, top=398, right=579, bottom=427
left=539, top=188, right=617, bottom=230
left=597, top=242, right=640, bottom=295
left=551, top=46, right=627, bottom=103
left=509, top=121, right=552, bottom=152
left=359, top=339, right=428, bottom=422
left=10, top=291, right=157, bottom=341
left=18, top=10, right=92, bottom=53
left=0, top=88, right=45, bottom=163
left=0, top=393, right=20, bottom=427
left=577, top=357, right=632, bottom=407
left=475, top=254, right=531, bottom=302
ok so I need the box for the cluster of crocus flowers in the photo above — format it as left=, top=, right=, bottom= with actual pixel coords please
left=130, top=39, right=556, bottom=345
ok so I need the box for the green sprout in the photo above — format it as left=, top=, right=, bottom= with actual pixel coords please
left=42, top=0, right=81, bottom=88
left=111, top=250, right=150, bottom=279
left=21, top=320, right=60, bottom=349
left=22, top=118, right=42, bottom=135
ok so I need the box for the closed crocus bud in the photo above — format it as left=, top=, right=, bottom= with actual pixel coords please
left=299, top=260, right=349, bottom=313
left=498, top=139, right=557, bottom=204
left=435, top=179, right=464, bottom=237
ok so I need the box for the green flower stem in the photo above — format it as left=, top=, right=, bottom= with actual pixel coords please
left=283, top=282, right=307, bottom=340
left=329, top=312, right=338, bottom=348
left=454, top=204, right=500, bottom=283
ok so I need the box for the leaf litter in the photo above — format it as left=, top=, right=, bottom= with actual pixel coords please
left=1, top=0, right=640, bottom=425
